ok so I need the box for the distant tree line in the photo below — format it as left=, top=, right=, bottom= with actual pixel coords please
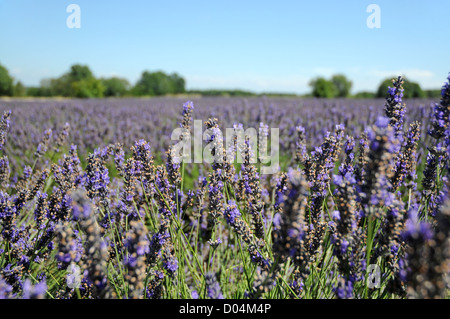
left=0, top=62, right=443, bottom=99
left=308, top=73, right=441, bottom=99
left=0, top=63, right=25, bottom=97
left=187, top=89, right=257, bottom=97
left=0, top=63, right=186, bottom=98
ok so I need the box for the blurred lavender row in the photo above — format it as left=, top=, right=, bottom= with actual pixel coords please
left=0, top=96, right=436, bottom=174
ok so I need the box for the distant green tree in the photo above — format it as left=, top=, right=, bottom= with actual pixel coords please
left=132, top=71, right=185, bottom=96
left=376, top=77, right=426, bottom=98
left=71, top=78, right=105, bottom=98
left=13, top=81, right=26, bottom=97
left=101, top=77, right=130, bottom=97
left=49, top=75, right=71, bottom=96
left=152, top=71, right=173, bottom=95
left=68, top=64, right=94, bottom=82
left=309, top=77, right=337, bottom=98
left=37, top=78, right=57, bottom=96
left=331, top=74, right=352, bottom=97
left=45, top=64, right=104, bottom=98
left=25, top=87, right=45, bottom=97
left=169, top=73, right=186, bottom=94
left=25, top=79, right=54, bottom=97
left=133, top=71, right=157, bottom=96
left=404, top=81, right=425, bottom=98
left=0, top=64, right=14, bottom=96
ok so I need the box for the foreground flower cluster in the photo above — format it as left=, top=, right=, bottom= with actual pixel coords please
left=0, top=74, right=449, bottom=299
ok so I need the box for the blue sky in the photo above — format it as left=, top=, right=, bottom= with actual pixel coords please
left=0, top=0, right=449, bottom=94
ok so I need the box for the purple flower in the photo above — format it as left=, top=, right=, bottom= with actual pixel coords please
left=22, top=279, right=47, bottom=299
left=384, top=76, right=406, bottom=133
left=191, top=290, right=199, bottom=299
left=402, top=209, right=434, bottom=242
left=205, top=272, right=224, bottom=299
left=331, top=210, right=341, bottom=221
left=163, top=256, right=178, bottom=274
left=224, top=200, right=241, bottom=225
left=428, top=73, right=450, bottom=139
left=334, top=277, right=353, bottom=299
left=0, top=276, right=13, bottom=299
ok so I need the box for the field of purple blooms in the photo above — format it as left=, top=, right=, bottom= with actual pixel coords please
left=0, top=74, right=449, bottom=299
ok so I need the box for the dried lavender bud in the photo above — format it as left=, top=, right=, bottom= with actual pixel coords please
left=111, top=143, right=125, bottom=175
left=0, top=110, right=11, bottom=150
left=207, top=238, right=222, bottom=249
left=27, top=169, right=49, bottom=201
left=123, top=220, right=149, bottom=299
left=183, top=189, right=195, bottom=211
left=272, top=169, right=308, bottom=264
left=295, top=125, right=307, bottom=165
left=390, top=122, right=421, bottom=191
left=331, top=171, right=363, bottom=279
left=224, top=200, right=271, bottom=270
left=47, top=187, right=72, bottom=222
left=147, top=226, right=169, bottom=268
left=421, top=147, right=446, bottom=194
left=145, top=270, right=164, bottom=299
left=0, top=264, right=24, bottom=293
left=55, top=222, right=82, bottom=269
left=305, top=125, right=345, bottom=222
left=0, top=156, right=10, bottom=189
left=240, top=154, right=265, bottom=239
left=53, top=122, right=70, bottom=153
left=52, top=145, right=82, bottom=193
left=402, top=208, right=447, bottom=299
left=303, top=221, right=327, bottom=263
left=79, top=203, right=113, bottom=298
left=154, top=165, right=176, bottom=219
left=289, top=269, right=304, bottom=298
left=354, top=131, right=369, bottom=186
left=375, top=200, right=406, bottom=264
left=204, top=118, right=224, bottom=165
left=120, top=158, right=139, bottom=206
left=428, top=74, right=450, bottom=139
left=181, top=100, right=194, bottom=131
left=245, top=267, right=279, bottom=299
left=193, top=176, right=208, bottom=218
left=131, top=139, right=155, bottom=191
left=339, top=135, right=355, bottom=177
left=11, top=165, right=35, bottom=211
left=385, top=76, right=406, bottom=134
left=84, top=152, right=110, bottom=206
left=162, top=241, right=178, bottom=277
left=166, top=146, right=181, bottom=186
left=35, top=128, right=52, bottom=158
left=33, top=191, right=48, bottom=228
left=248, top=243, right=271, bottom=270
left=207, top=169, right=224, bottom=226
left=359, top=117, right=399, bottom=219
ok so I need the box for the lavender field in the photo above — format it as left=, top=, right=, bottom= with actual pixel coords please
left=0, top=75, right=449, bottom=299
